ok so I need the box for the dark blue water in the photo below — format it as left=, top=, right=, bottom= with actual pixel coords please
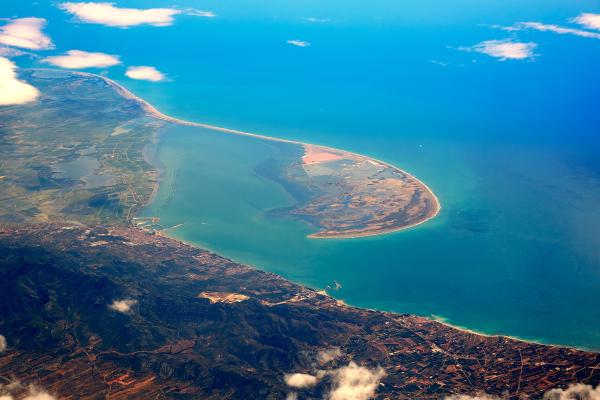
left=4, top=0, right=600, bottom=349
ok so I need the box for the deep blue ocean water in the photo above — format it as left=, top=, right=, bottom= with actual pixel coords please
left=4, top=0, right=600, bottom=349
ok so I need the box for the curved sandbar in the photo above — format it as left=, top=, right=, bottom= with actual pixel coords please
left=82, top=72, right=441, bottom=238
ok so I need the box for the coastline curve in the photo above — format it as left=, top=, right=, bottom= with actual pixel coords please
left=85, top=71, right=441, bottom=239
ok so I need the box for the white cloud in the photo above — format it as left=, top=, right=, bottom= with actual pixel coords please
left=284, top=373, right=318, bottom=389
left=512, top=22, right=600, bottom=40
left=445, top=385, right=600, bottom=400
left=429, top=60, right=449, bottom=67
left=42, top=50, right=120, bottom=69
left=0, top=383, right=56, bottom=400
left=0, top=46, right=30, bottom=58
left=327, top=362, right=385, bottom=400
left=0, top=57, right=40, bottom=106
left=59, top=2, right=215, bottom=28
left=462, top=39, right=537, bottom=60
left=108, top=299, right=137, bottom=313
left=0, top=18, right=53, bottom=50
left=22, top=387, right=56, bottom=400
left=125, top=66, right=165, bottom=82
left=0, top=335, right=6, bottom=352
left=317, top=347, right=342, bottom=365
left=306, top=17, right=330, bottom=23
left=287, top=40, right=311, bottom=47
left=283, top=361, right=384, bottom=399
left=183, top=9, right=216, bottom=18
left=573, top=13, right=600, bottom=31
left=543, top=384, right=600, bottom=400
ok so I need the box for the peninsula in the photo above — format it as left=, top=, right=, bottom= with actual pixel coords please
left=108, top=72, right=441, bottom=238
left=0, top=69, right=439, bottom=238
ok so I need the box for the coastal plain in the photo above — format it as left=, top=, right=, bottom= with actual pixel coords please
left=1, top=223, right=599, bottom=399
left=0, top=70, right=160, bottom=225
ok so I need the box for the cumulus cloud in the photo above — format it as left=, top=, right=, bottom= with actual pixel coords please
left=0, top=18, right=53, bottom=50
left=59, top=2, right=215, bottom=28
left=573, top=13, right=600, bottom=31
left=318, top=347, right=342, bottom=365
left=445, top=384, right=600, bottom=400
left=543, top=384, right=600, bottom=400
left=108, top=299, right=137, bottom=313
left=327, top=362, right=385, bottom=400
left=511, top=22, right=600, bottom=40
left=287, top=40, right=311, bottom=47
left=22, top=387, right=56, bottom=400
left=125, top=66, right=165, bottom=82
left=284, top=373, right=318, bottom=389
left=461, top=39, right=537, bottom=60
left=0, top=335, right=6, bottom=352
left=0, top=57, right=40, bottom=106
left=42, top=50, right=120, bottom=69
left=0, top=383, right=56, bottom=400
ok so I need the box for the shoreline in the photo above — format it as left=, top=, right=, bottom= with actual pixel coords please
left=428, top=314, right=596, bottom=353
left=52, top=70, right=596, bottom=352
left=83, top=71, right=442, bottom=239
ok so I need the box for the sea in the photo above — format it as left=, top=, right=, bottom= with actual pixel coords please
left=5, top=0, right=600, bottom=349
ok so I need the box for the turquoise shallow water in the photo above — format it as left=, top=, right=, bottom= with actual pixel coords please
left=143, top=123, right=600, bottom=350
left=4, top=0, right=600, bottom=349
